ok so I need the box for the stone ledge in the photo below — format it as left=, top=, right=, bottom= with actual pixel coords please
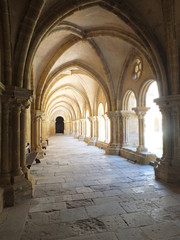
left=120, top=147, right=156, bottom=165
left=96, top=141, right=108, bottom=150
left=154, top=161, right=180, bottom=184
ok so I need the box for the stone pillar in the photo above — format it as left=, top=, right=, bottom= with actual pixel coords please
left=11, top=101, right=24, bottom=180
left=154, top=95, right=180, bottom=183
left=1, top=101, right=11, bottom=184
left=76, top=120, right=79, bottom=136
left=132, top=107, right=149, bottom=153
left=31, top=108, right=36, bottom=151
left=104, top=114, right=109, bottom=143
left=41, top=114, right=47, bottom=141
left=106, top=111, right=121, bottom=155
left=35, top=110, right=44, bottom=158
left=120, top=110, right=133, bottom=147
left=79, top=119, right=85, bottom=141
left=94, top=116, right=98, bottom=142
left=20, top=100, right=31, bottom=177
left=87, top=117, right=95, bottom=145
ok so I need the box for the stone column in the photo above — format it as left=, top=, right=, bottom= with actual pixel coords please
left=35, top=110, right=44, bottom=158
left=79, top=119, right=85, bottom=141
left=87, top=117, right=95, bottom=145
left=104, top=114, right=109, bottom=143
left=120, top=110, right=133, bottom=147
left=132, top=107, right=149, bottom=153
left=76, top=120, right=79, bottom=137
left=1, top=101, right=11, bottom=184
left=20, top=100, right=31, bottom=177
left=11, top=101, right=24, bottom=180
left=154, top=95, right=180, bottom=183
left=35, top=110, right=43, bottom=148
left=106, top=111, right=121, bottom=155
left=41, top=114, right=47, bottom=141
left=94, top=116, right=98, bottom=142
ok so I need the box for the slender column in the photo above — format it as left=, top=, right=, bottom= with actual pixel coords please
left=31, top=110, right=36, bottom=151
left=87, top=117, right=95, bottom=145
left=35, top=110, right=44, bottom=158
left=106, top=111, right=121, bottom=155
left=76, top=120, right=79, bottom=136
left=35, top=110, right=43, bottom=148
left=132, top=107, right=149, bottom=152
left=94, top=116, right=98, bottom=142
left=104, top=114, right=110, bottom=143
left=79, top=119, right=85, bottom=141
left=11, top=102, right=24, bottom=178
left=121, top=111, right=133, bottom=146
left=41, top=114, right=47, bottom=141
left=0, top=101, right=11, bottom=184
left=20, top=107, right=28, bottom=175
left=154, top=95, right=180, bottom=183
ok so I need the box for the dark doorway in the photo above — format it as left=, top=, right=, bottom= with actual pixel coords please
left=56, top=116, right=64, bottom=134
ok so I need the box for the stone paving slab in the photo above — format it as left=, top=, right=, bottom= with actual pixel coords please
left=1, top=136, right=180, bottom=240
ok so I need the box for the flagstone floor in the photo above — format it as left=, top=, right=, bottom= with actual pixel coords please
left=1, top=135, right=180, bottom=240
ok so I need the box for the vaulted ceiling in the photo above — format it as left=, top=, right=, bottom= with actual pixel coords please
left=32, top=4, right=147, bottom=121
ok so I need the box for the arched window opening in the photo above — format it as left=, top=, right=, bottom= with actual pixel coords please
left=86, top=109, right=90, bottom=137
left=98, top=103, right=105, bottom=142
left=127, top=91, right=136, bottom=110
left=144, top=81, right=162, bottom=157
left=127, top=92, right=138, bottom=146
left=56, top=116, right=64, bottom=134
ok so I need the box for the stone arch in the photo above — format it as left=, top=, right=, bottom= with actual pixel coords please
left=138, top=79, right=158, bottom=107
left=23, top=0, right=167, bottom=98
left=46, top=101, right=76, bottom=121
left=37, top=61, right=111, bottom=112
left=45, top=95, right=81, bottom=120
left=42, top=84, right=91, bottom=118
left=122, top=90, right=137, bottom=110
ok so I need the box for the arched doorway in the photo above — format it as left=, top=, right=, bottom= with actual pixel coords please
left=56, top=116, right=64, bottom=134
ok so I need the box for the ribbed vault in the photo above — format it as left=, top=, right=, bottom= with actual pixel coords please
left=31, top=3, right=165, bottom=124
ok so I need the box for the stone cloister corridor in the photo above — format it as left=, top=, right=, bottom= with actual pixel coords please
left=1, top=135, right=180, bottom=240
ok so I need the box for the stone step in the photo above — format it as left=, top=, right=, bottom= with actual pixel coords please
left=0, top=187, right=4, bottom=215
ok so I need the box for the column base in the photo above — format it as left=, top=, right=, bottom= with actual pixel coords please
left=106, top=144, right=120, bottom=155
left=88, top=138, right=96, bottom=146
left=0, top=173, right=11, bottom=185
left=13, top=175, right=33, bottom=204
left=120, top=147, right=156, bottom=165
left=136, top=146, right=148, bottom=153
left=74, top=133, right=79, bottom=139
left=78, top=135, right=84, bottom=141
left=154, top=161, right=180, bottom=184
left=1, top=185, right=14, bottom=207
left=36, top=146, right=44, bottom=159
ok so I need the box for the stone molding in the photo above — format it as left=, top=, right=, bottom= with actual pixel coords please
left=35, top=109, right=44, bottom=119
left=106, top=111, right=121, bottom=119
left=2, top=86, right=33, bottom=110
left=132, top=107, right=150, bottom=119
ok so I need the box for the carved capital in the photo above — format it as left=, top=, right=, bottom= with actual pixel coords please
left=106, top=111, right=121, bottom=119
left=132, top=107, right=150, bottom=119
left=120, top=110, right=135, bottom=118
left=35, top=110, right=44, bottom=119
left=154, top=95, right=180, bottom=117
